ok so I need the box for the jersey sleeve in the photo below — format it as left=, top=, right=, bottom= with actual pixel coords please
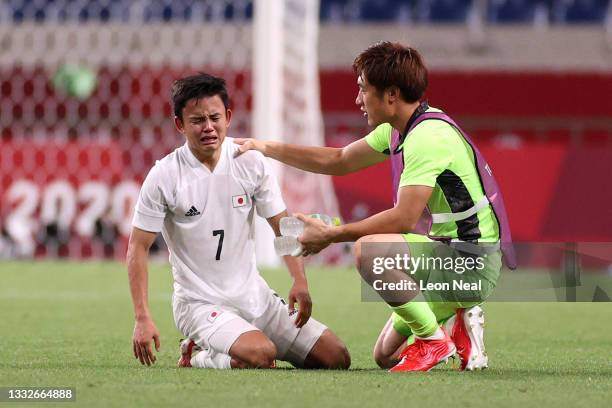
left=399, top=123, right=454, bottom=188
left=364, top=123, right=392, bottom=154
left=253, top=155, right=286, bottom=218
left=132, top=162, right=167, bottom=233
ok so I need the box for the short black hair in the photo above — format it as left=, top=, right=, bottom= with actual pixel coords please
left=171, top=73, right=230, bottom=120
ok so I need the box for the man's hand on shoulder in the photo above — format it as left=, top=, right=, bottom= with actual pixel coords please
left=234, top=138, right=267, bottom=157
left=132, top=317, right=161, bottom=366
left=288, top=279, right=312, bottom=328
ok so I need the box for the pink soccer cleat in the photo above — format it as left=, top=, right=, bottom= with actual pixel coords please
left=389, top=328, right=456, bottom=372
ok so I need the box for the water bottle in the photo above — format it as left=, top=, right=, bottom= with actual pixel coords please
left=274, top=214, right=339, bottom=256
left=274, top=235, right=304, bottom=257
left=280, top=214, right=335, bottom=236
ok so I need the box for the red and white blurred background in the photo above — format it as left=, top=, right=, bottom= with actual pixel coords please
left=1, top=0, right=611, bottom=262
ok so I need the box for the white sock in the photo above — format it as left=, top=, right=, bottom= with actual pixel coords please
left=191, top=349, right=232, bottom=369
left=416, top=326, right=445, bottom=341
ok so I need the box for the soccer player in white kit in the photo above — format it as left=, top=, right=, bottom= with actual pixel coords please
left=127, top=73, right=350, bottom=369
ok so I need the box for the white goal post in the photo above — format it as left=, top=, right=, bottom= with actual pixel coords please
left=253, top=0, right=341, bottom=266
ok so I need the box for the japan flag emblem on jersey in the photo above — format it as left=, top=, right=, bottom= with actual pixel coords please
left=207, top=311, right=222, bottom=323
left=232, top=194, right=248, bottom=208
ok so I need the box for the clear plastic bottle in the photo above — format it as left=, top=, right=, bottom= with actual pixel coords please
left=274, top=214, right=339, bottom=256
left=274, top=235, right=304, bottom=257
left=279, top=214, right=332, bottom=237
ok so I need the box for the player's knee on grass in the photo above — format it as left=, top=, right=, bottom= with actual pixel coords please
left=303, top=330, right=351, bottom=370
left=373, top=351, right=397, bottom=369
left=372, top=340, right=396, bottom=369
left=373, top=345, right=403, bottom=369
left=229, top=330, right=277, bottom=368
left=373, top=320, right=406, bottom=369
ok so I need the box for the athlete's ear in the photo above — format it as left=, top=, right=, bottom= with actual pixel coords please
left=174, top=116, right=185, bottom=134
left=225, top=109, right=232, bottom=128
left=386, top=86, right=400, bottom=103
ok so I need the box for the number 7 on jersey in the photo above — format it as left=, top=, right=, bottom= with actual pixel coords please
left=213, top=230, right=224, bottom=260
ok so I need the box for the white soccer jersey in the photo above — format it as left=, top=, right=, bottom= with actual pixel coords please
left=132, top=137, right=286, bottom=319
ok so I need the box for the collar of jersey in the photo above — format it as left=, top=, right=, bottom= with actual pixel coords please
left=181, top=140, right=227, bottom=170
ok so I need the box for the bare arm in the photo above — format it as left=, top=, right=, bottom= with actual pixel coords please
left=235, top=138, right=387, bottom=176
left=330, top=185, right=432, bottom=242
left=297, top=185, right=433, bottom=255
left=127, top=226, right=161, bottom=365
left=267, top=210, right=311, bottom=328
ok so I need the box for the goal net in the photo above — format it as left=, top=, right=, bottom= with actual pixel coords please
left=0, top=0, right=340, bottom=264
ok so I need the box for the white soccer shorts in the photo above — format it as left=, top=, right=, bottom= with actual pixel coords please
left=172, top=290, right=327, bottom=366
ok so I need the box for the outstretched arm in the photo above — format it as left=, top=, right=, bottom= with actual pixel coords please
left=127, top=227, right=161, bottom=366
left=235, top=138, right=387, bottom=176
left=267, top=210, right=312, bottom=328
left=297, top=185, right=433, bottom=255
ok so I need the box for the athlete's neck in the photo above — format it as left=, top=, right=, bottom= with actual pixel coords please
left=389, top=101, right=421, bottom=136
left=189, top=145, right=222, bottom=172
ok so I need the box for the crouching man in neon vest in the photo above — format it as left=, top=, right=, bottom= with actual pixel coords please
left=235, top=41, right=516, bottom=372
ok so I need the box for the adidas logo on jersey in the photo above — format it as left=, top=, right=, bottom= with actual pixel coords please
left=185, top=206, right=201, bottom=217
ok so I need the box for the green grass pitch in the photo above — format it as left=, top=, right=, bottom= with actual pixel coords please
left=1, top=261, right=611, bottom=407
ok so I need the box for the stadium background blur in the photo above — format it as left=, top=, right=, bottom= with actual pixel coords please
left=1, top=2, right=611, bottom=407
left=0, top=0, right=611, bottom=265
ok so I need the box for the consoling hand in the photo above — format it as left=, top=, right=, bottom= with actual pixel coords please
left=233, top=138, right=267, bottom=157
